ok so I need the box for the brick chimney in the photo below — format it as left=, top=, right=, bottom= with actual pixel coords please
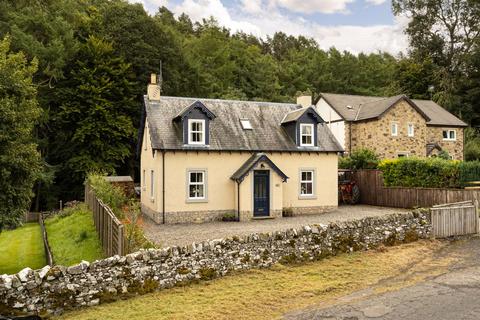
left=147, top=73, right=161, bottom=101
left=297, top=95, right=312, bottom=108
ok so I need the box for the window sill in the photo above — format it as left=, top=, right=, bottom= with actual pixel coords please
left=298, top=195, right=317, bottom=200
left=186, top=199, right=208, bottom=203
left=443, top=139, right=457, bottom=142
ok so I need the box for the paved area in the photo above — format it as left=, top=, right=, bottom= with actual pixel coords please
left=143, top=205, right=407, bottom=247
left=284, top=237, right=480, bottom=320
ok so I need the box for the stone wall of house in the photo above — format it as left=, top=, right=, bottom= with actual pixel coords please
left=0, top=211, right=431, bottom=317
left=427, top=127, right=464, bottom=160
left=349, top=100, right=428, bottom=158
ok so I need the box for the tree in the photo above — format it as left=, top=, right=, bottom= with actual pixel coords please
left=0, top=36, right=41, bottom=230
left=392, top=0, right=480, bottom=123
left=50, top=36, right=137, bottom=200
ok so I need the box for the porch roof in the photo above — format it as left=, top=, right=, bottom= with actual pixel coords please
left=231, top=153, right=289, bottom=183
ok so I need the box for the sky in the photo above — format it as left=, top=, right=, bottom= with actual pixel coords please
left=129, top=0, right=409, bottom=55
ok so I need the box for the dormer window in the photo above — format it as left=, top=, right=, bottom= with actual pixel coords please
left=173, top=100, right=216, bottom=147
left=188, top=119, right=205, bottom=144
left=300, top=124, right=314, bottom=146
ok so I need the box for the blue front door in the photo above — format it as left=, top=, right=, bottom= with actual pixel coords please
left=254, top=170, right=270, bottom=217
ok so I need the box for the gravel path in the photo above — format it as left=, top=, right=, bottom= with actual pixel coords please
left=143, top=205, right=408, bottom=248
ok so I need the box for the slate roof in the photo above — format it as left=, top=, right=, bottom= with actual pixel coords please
left=143, top=96, right=343, bottom=152
left=320, top=93, right=467, bottom=127
left=231, top=153, right=289, bottom=182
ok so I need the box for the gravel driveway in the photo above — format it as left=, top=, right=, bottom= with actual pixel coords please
left=143, top=205, right=408, bottom=247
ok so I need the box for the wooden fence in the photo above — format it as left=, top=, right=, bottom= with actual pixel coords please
left=354, top=170, right=480, bottom=208
left=431, top=201, right=479, bottom=238
left=85, top=184, right=125, bottom=257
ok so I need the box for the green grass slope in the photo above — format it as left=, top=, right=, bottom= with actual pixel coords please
left=0, top=223, right=45, bottom=274
left=46, top=204, right=103, bottom=266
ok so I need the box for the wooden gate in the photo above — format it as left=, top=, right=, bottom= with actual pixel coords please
left=431, top=201, right=479, bottom=238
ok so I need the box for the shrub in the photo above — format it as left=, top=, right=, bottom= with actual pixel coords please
left=339, top=149, right=379, bottom=170
left=86, top=173, right=127, bottom=218
left=459, top=161, right=480, bottom=186
left=379, top=157, right=460, bottom=188
left=222, top=212, right=237, bottom=222
left=86, top=173, right=154, bottom=252
left=465, top=128, right=480, bottom=161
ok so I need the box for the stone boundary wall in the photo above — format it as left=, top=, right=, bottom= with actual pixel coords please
left=0, top=211, right=431, bottom=317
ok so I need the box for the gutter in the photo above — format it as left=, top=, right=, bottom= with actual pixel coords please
left=237, top=181, right=241, bottom=222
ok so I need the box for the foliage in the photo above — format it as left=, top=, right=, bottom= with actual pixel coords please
left=86, top=173, right=127, bottom=218
left=86, top=173, right=153, bottom=252
left=45, top=203, right=103, bottom=266
left=459, top=161, right=480, bottom=187
left=50, top=36, right=138, bottom=199
left=378, top=158, right=460, bottom=188
left=437, top=150, right=451, bottom=160
left=465, top=128, right=480, bottom=161
left=339, top=149, right=379, bottom=170
left=392, top=0, right=480, bottom=125
left=0, top=36, right=41, bottom=230
left=0, top=223, right=45, bottom=274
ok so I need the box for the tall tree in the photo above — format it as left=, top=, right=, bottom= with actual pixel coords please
left=50, top=36, right=137, bottom=200
left=0, top=36, right=41, bottom=230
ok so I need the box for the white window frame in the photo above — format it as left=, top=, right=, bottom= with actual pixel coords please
left=391, top=122, right=398, bottom=136
left=299, top=169, right=316, bottom=199
left=188, top=119, right=206, bottom=145
left=150, top=170, right=155, bottom=201
left=407, top=123, right=414, bottom=137
left=186, top=169, right=208, bottom=202
left=300, top=123, right=314, bottom=147
left=443, top=129, right=457, bottom=141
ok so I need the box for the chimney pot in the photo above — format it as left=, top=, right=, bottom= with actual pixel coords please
left=151, top=73, right=157, bottom=84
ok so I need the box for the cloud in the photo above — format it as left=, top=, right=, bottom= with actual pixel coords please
left=129, top=0, right=168, bottom=13
left=273, top=0, right=355, bottom=14
left=128, top=0, right=408, bottom=55
left=365, top=0, right=387, bottom=5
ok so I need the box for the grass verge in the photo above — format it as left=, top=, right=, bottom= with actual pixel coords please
left=57, top=240, right=451, bottom=320
left=0, top=223, right=45, bottom=274
left=46, top=204, right=103, bottom=266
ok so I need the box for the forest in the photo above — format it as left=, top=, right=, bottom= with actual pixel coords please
left=0, top=0, right=479, bottom=227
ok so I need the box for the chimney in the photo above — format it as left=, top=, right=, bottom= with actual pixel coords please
left=147, top=73, right=161, bottom=101
left=297, top=95, right=312, bottom=108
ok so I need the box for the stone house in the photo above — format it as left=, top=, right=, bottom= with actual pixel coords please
left=316, top=93, right=468, bottom=160
left=139, top=75, right=342, bottom=224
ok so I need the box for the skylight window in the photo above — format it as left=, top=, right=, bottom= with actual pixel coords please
left=240, top=119, right=252, bottom=130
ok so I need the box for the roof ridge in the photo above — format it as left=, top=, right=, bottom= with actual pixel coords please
left=160, top=95, right=299, bottom=107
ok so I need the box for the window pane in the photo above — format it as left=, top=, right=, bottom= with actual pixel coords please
left=302, top=125, right=312, bottom=135
left=443, top=131, right=448, bottom=139
left=189, top=185, right=197, bottom=198
left=302, top=171, right=312, bottom=181
left=449, top=131, right=455, bottom=139
left=302, top=135, right=312, bottom=145
left=306, top=183, right=313, bottom=194
left=197, top=185, right=204, bottom=197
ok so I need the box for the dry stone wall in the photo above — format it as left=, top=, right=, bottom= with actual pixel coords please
left=0, top=211, right=431, bottom=317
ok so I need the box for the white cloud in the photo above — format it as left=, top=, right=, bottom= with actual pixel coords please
left=174, top=0, right=260, bottom=34
left=128, top=0, right=408, bottom=55
left=365, top=0, right=387, bottom=5
left=129, top=0, right=168, bottom=13
left=273, top=0, right=355, bottom=14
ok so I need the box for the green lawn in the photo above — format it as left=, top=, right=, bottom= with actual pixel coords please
left=0, top=223, right=46, bottom=274
left=45, top=204, right=104, bottom=267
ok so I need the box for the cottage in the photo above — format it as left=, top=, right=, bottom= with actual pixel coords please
left=139, top=75, right=342, bottom=224
left=316, top=93, right=468, bottom=159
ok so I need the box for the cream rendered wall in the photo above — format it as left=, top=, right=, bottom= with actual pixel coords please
left=161, top=152, right=338, bottom=214
left=316, top=98, right=345, bottom=148
left=140, top=119, right=163, bottom=215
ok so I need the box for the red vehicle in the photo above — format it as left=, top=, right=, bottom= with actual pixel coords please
left=338, top=169, right=360, bottom=204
